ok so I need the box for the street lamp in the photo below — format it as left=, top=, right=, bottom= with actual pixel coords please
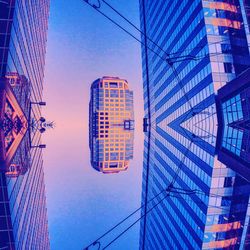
left=31, top=144, right=46, bottom=149
left=30, top=101, right=46, bottom=106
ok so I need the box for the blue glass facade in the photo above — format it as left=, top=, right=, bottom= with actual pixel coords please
left=217, top=68, right=250, bottom=181
left=221, top=94, right=244, bottom=156
left=0, top=0, right=50, bottom=249
left=139, top=0, right=250, bottom=249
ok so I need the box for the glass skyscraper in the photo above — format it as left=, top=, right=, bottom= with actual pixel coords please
left=217, top=68, right=250, bottom=182
left=0, top=0, right=50, bottom=249
left=139, top=0, right=250, bottom=249
left=89, top=76, right=134, bottom=174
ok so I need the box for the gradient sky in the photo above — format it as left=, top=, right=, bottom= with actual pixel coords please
left=42, top=1, right=144, bottom=249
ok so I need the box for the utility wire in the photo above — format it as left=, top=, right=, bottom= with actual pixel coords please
left=101, top=0, right=195, bottom=109
left=107, top=0, right=249, bottom=59
left=80, top=1, right=197, bottom=110
left=83, top=91, right=219, bottom=249
left=87, top=0, right=247, bottom=59
left=82, top=0, right=166, bottom=61
left=81, top=2, right=190, bottom=110
left=168, top=139, right=193, bottom=188
left=99, top=186, right=234, bottom=250
left=101, top=0, right=169, bottom=58
left=83, top=137, right=194, bottom=249
left=83, top=187, right=166, bottom=250
left=83, top=0, right=249, bottom=111
left=103, top=189, right=243, bottom=249
left=102, top=186, right=248, bottom=249
left=100, top=0, right=231, bottom=60
left=82, top=1, right=249, bottom=249
left=92, top=1, right=248, bottom=109
left=83, top=128, right=193, bottom=249
left=168, top=193, right=241, bottom=213
left=102, top=0, right=239, bottom=60
left=102, top=192, right=169, bottom=250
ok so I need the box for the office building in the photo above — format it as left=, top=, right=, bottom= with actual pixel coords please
left=216, top=68, right=250, bottom=181
left=0, top=0, right=50, bottom=249
left=89, top=76, right=134, bottom=174
left=139, top=0, right=250, bottom=249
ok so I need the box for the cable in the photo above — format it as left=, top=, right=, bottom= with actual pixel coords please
left=168, top=193, right=241, bottom=213
left=100, top=3, right=244, bottom=107
left=102, top=192, right=169, bottom=250
left=82, top=0, right=195, bottom=115
left=168, top=140, right=193, bottom=187
left=83, top=187, right=166, bottom=250
left=101, top=0, right=231, bottom=61
left=83, top=135, right=194, bottom=249
left=82, top=1, right=250, bottom=248
left=92, top=0, right=250, bottom=61
left=84, top=90, right=219, bottom=249
left=82, top=0, right=166, bottom=61
left=102, top=185, right=239, bottom=249
left=172, top=187, right=236, bottom=199
left=167, top=63, right=193, bottom=110
left=102, top=0, right=243, bottom=59
left=83, top=0, right=249, bottom=113
left=80, top=1, right=197, bottom=111
left=169, top=38, right=230, bottom=56
left=101, top=0, right=169, bottom=58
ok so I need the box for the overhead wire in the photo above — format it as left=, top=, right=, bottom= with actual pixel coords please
left=83, top=137, right=194, bottom=249
left=100, top=0, right=233, bottom=60
left=102, top=0, right=250, bottom=61
left=83, top=186, right=166, bottom=250
left=81, top=0, right=207, bottom=109
left=82, top=1, right=250, bottom=249
left=84, top=0, right=250, bottom=112
left=101, top=0, right=170, bottom=58
left=102, top=192, right=169, bottom=250
left=97, top=3, right=246, bottom=110
left=82, top=1, right=195, bottom=111
left=102, top=0, right=239, bottom=60
left=83, top=129, right=235, bottom=250
left=83, top=125, right=197, bottom=249
left=82, top=0, right=166, bottom=61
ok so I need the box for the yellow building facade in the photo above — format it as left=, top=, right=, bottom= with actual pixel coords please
left=89, top=76, right=134, bottom=174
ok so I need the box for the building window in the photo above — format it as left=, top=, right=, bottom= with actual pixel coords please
left=110, top=82, right=118, bottom=88
left=221, top=44, right=231, bottom=54
left=224, top=63, right=233, bottom=73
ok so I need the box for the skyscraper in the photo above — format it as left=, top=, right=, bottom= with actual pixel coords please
left=0, top=0, right=50, bottom=249
left=139, top=0, right=250, bottom=249
left=216, top=68, right=250, bottom=181
left=89, top=76, right=134, bottom=174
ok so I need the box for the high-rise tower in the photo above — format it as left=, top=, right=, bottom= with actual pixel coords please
left=89, top=77, right=134, bottom=174
left=139, top=0, right=250, bottom=249
left=0, top=1, right=50, bottom=249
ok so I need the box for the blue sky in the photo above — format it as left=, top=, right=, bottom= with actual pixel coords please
left=42, top=1, right=144, bottom=249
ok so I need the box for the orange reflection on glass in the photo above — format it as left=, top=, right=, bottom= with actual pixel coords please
left=208, top=2, right=237, bottom=13
left=210, top=221, right=241, bottom=233
left=209, top=237, right=238, bottom=248
left=211, top=18, right=241, bottom=29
